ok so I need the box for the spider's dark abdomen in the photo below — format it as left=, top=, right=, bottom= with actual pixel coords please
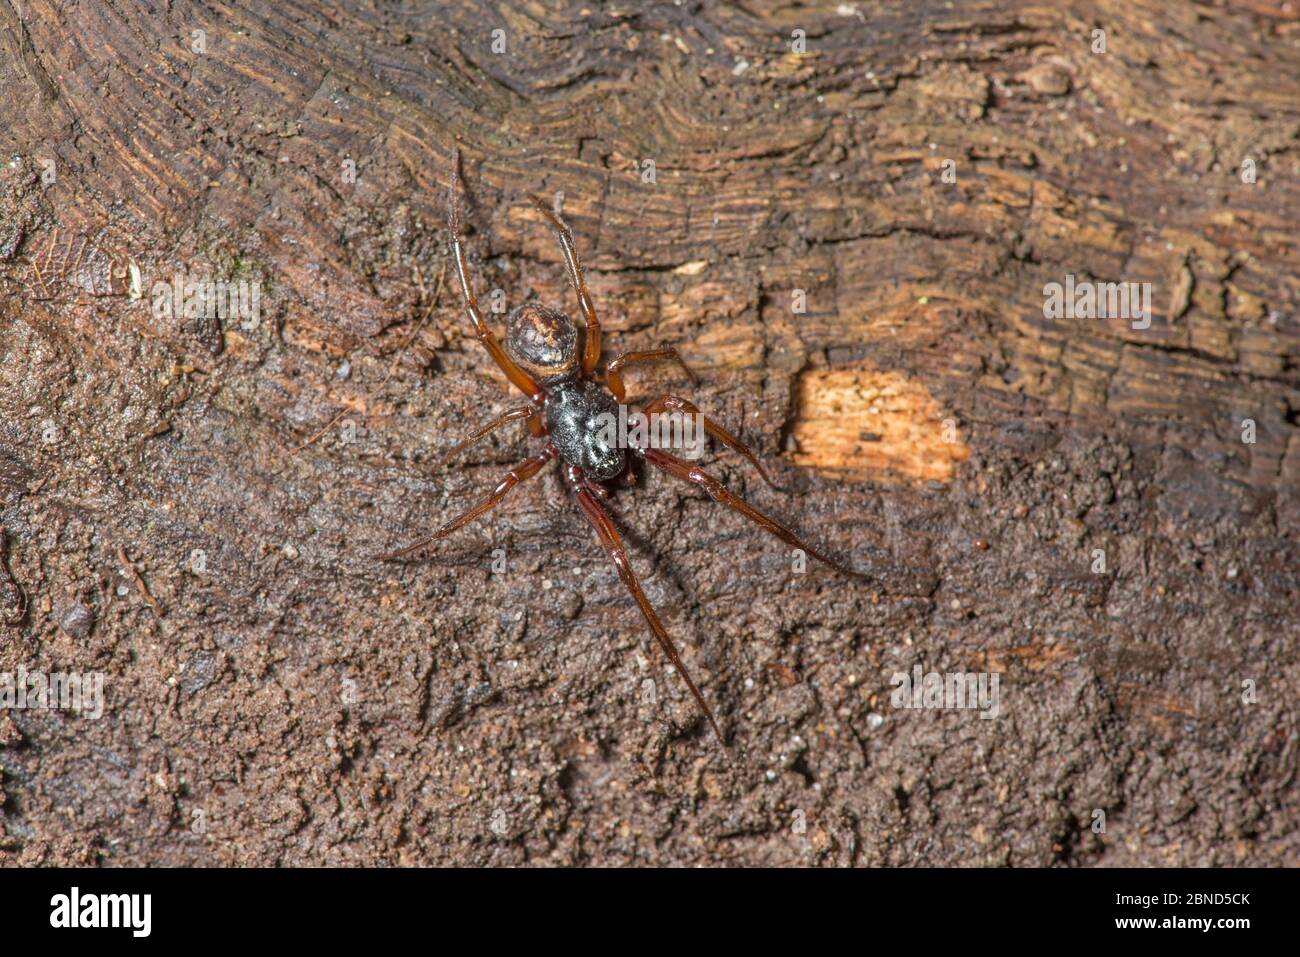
left=545, top=380, right=626, bottom=480
left=505, top=301, right=579, bottom=383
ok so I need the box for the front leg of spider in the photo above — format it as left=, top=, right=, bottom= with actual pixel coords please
left=566, top=464, right=724, bottom=742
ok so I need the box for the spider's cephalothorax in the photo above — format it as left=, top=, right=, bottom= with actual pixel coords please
left=545, top=379, right=625, bottom=480
left=377, top=151, right=866, bottom=745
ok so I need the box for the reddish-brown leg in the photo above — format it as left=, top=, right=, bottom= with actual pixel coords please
left=641, top=394, right=783, bottom=490
left=376, top=447, right=556, bottom=561
left=527, top=194, right=602, bottom=377
left=566, top=465, right=723, bottom=742
left=449, top=151, right=544, bottom=402
left=434, top=405, right=541, bottom=468
left=605, top=348, right=696, bottom=402
left=639, top=448, right=867, bottom=580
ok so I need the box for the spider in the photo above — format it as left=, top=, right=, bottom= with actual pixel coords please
left=379, top=152, right=863, bottom=742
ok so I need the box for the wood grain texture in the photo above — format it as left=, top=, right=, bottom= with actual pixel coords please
left=0, top=1, right=1296, bottom=866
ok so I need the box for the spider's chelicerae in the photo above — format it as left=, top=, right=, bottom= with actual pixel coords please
left=380, top=153, right=863, bottom=742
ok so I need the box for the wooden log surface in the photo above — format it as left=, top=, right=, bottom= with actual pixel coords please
left=0, top=0, right=1296, bottom=865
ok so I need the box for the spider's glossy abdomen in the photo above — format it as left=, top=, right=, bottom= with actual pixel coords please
left=504, top=301, right=579, bottom=384
left=545, top=380, right=626, bottom=480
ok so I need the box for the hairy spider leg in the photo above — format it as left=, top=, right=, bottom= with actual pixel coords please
left=604, top=348, right=696, bottom=402
left=526, top=194, right=602, bottom=377
left=376, top=447, right=556, bottom=561
left=567, top=465, right=724, bottom=742
left=448, top=151, right=544, bottom=402
left=434, top=406, right=542, bottom=469
left=641, top=393, right=783, bottom=491
left=639, top=448, right=868, bottom=581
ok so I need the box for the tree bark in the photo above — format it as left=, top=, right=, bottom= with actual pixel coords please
left=0, top=0, right=1296, bottom=866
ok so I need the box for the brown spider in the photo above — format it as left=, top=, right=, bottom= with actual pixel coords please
left=379, top=151, right=863, bottom=742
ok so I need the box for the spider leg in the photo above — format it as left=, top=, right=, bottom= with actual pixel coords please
left=605, top=348, right=696, bottom=402
left=580, top=475, right=610, bottom=500
left=639, top=448, right=867, bottom=581
left=375, top=447, right=555, bottom=561
left=567, top=467, right=723, bottom=742
left=448, top=151, right=544, bottom=402
left=642, top=393, right=784, bottom=491
left=434, top=405, right=542, bottom=469
left=526, top=193, right=602, bottom=377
